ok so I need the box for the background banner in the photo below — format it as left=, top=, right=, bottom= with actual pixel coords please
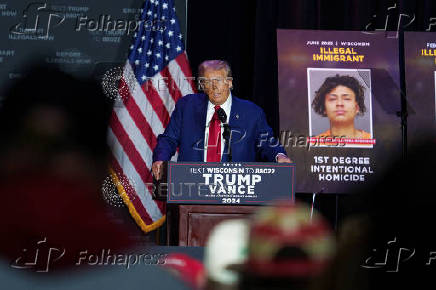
left=277, top=29, right=402, bottom=193
left=0, top=0, right=187, bottom=100
left=405, top=32, right=436, bottom=145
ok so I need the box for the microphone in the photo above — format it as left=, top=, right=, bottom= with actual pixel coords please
left=216, top=107, right=232, bottom=161
left=216, top=108, right=230, bottom=140
left=216, top=107, right=227, bottom=124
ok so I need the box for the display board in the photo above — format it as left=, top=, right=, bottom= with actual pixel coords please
left=277, top=29, right=402, bottom=193
left=404, top=32, right=436, bottom=144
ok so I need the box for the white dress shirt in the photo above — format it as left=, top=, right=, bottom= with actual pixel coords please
left=203, top=93, right=232, bottom=161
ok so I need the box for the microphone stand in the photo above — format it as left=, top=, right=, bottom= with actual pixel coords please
left=223, top=124, right=232, bottom=162
left=217, top=107, right=232, bottom=162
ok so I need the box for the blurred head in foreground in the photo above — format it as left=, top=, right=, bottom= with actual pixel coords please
left=163, top=253, right=206, bottom=290
left=0, top=65, right=134, bottom=271
left=0, top=65, right=111, bottom=178
left=239, top=202, right=336, bottom=290
left=204, top=219, right=249, bottom=290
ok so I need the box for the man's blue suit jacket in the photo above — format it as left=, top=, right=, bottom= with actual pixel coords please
left=152, top=93, right=287, bottom=162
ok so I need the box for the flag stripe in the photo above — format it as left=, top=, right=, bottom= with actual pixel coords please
left=110, top=151, right=165, bottom=225
left=119, top=78, right=158, bottom=149
left=110, top=154, right=157, bottom=225
left=160, top=67, right=182, bottom=103
left=150, top=72, right=176, bottom=113
left=168, top=59, right=195, bottom=96
left=112, top=114, right=163, bottom=215
left=112, top=108, right=166, bottom=215
left=141, top=81, right=171, bottom=127
left=113, top=106, right=152, bottom=172
left=109, top=153, right=154, bottom=225
left=108, top=131, right=156, bottom=224
left=175, top=53, right=197, bottom=93
left=161, top=66, right=183, bottom=103
left=109, top=120, right=165, bottom=219
left=123, top=62, right=165, bottom=136
left=111, top=110, right=166, bottom=215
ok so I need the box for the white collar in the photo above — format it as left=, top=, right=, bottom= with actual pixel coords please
left=207, top=92, right=232, bottom=123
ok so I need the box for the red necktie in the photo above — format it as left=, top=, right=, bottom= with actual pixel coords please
left=207, top=105, right=221, bottom=162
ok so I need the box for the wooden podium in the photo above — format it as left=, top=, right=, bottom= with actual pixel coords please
left=166, top=204, right=257, bottom=246
left=154, top=161, right=295, bottom=246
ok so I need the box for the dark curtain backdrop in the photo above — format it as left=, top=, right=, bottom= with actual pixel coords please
left=187, top=0, right=435, bottom=135
left=186, top=0, right=435, bottom=224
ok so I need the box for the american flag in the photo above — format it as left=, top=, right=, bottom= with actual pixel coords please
left=108, top=0, right=195, bottom=232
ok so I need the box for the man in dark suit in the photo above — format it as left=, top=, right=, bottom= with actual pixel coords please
left=152, top=60, right=291, bottom=179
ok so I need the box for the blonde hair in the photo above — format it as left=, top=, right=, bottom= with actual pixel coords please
left=198, top=60, right=232, bottom=77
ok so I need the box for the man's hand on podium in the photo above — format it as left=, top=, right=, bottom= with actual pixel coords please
left=277, top=154, right=292, bottom=163
left=152, top=161, right=164, bottom=180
